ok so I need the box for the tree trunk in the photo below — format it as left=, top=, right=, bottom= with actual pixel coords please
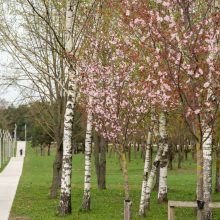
left=139, top=110, right=154, bottom=216
left=40, top=145, right=43, bottom=156
left=153, top=166, right=160, bottom=191
left=177, top=144, right=182, bottom=168
left=48, top=144, right=51, bottom=156
left=215, top=146, right=220, bottom=192
left=202, top=125, right=212, bottom=220
left=124, top=199, right=132, bottom=220
left=50, top=142, right=63, bottom=199
left=59, top=0, right=77, bottom=215
left=158, top=112, right=168, bottom=203
left=184, top=145, right=188, bottom=161
left=59, top=83, right=75, bottom=215
left=192, top=143, right=197, bottom=162
left=82, top=106, right=93, bottom=211
left=120, top=151, right=132, bottom=220
left=94, top=133, right=100, bottom=186
left=134, top=143, right=137, bottom=159
left=139, top=137, right=152, bottom=215
left=143, top=112, right=168, bottom=213
left=144, top=144, right=164, bottom=213
left=196, top=141, right=204, bottom=220
left=128, top=143, right=131, bottom=162
left=99, top=136, right=107, bottom=189
left=168, top=144, right=173, bottom=170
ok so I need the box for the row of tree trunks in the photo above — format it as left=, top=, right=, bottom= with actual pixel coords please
left=39, top=144, right=52, bottom=156
left=139, top=111, right=168, bottom=216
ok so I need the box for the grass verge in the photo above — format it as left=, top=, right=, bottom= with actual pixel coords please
left=10, top=144, right=220, bottom=220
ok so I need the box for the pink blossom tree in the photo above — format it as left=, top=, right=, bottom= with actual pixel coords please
left=78, top=3, right=177, bottom=219
left=121, top=0, right=220, bottom=219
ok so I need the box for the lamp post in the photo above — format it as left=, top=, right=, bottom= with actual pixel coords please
left=25, top=124, right=27, bottom=142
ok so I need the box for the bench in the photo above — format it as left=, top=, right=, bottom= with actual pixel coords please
left=168, top=200, right=220, bottom=220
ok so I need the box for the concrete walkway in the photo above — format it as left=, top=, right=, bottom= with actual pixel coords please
left=0, top=141, right=26, bottom=220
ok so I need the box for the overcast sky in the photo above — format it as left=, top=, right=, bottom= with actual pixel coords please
left=0, top=50, right=24, bottom=105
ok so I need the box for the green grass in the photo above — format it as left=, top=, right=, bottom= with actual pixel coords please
left=10, top=144, right=220, bottom=220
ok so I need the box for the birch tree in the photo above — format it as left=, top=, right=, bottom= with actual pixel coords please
left=141, top=112, right=169, bottom=214
left=0, top=0, right=68, bottom=198
left=59, top=0, right=100, bottom=215
left=157, top=112, right=168, bottom=203
left=139, top=108, right=156, bottom=215
left=81, top=97, right=93, bottom=211
left=59, top=0, right=77, bottom=214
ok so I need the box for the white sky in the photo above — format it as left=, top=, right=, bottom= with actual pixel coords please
left=0, top=50, right=26, bottom=105
left=0, top=1, right=29, bottom=105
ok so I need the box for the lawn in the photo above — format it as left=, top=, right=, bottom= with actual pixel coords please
left=10, top=144, right=220, bottom=220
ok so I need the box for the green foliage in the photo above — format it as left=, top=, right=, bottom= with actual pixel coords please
left=31, top=124, right=53, bottom=148
left=0, top=104, right=31, bottom=140
left=0, top=101, right=86, bottom=149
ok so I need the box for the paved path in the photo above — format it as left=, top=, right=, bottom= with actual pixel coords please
left=0, top=141, right=26, bottom=220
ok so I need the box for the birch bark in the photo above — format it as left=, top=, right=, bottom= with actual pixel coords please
left=139, top=109, right=155, bottom=216
left=202, top=124, right=212, bottom=220
left=59, top=0, right=77, bottom=215
left=59, top=76, right=77, bottom=215
left=202, top=12, right=218, bottom=216
left=144, top=143, right=164, bottom=211
left=158, top=112, right=168, bottom=203
left=81, top=97, right=93, bottom=211
left=144, top=112, right=167, bottom=212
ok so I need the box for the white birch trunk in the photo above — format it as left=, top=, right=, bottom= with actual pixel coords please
left=202, top=14, right=218, bottom=215
left=144, top=112, right=167, bottom=212
left=158, top=112, right=168, bottom=203
left=59, top=0, right=77, bottom=215
left=203, top=124, right=212, bottom=220
left=59, top=77, right=77, bottom=215
left=158, top=145, right=168, bottom=203
left=144, top=144, right=164, bottom=211
left=202, top=1, right=219, bottom=214
left=139, top=109, right=154, bottom=216
left=81, top=97, right=93, bottom=211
